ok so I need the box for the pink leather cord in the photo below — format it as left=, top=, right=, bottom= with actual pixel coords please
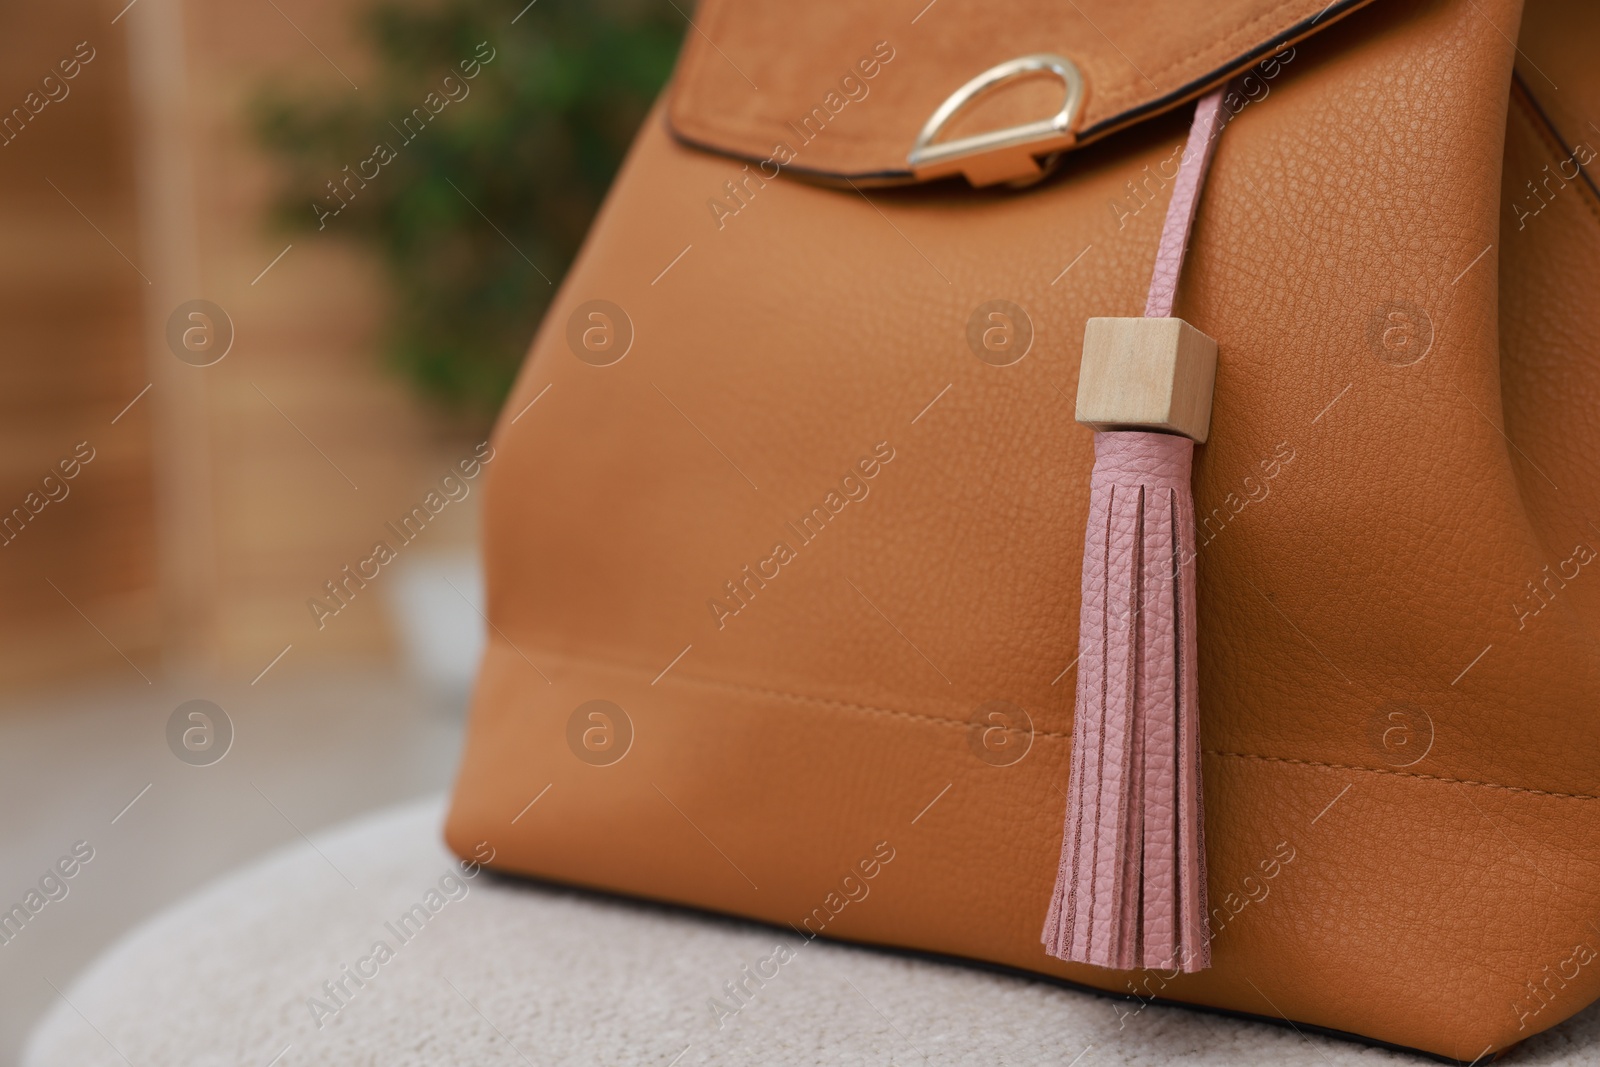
left=1045, top=85, right=1228, bottom=973
left=1145, top=88, right=1229, bottom=319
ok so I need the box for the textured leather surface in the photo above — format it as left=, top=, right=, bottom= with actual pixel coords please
left=666, top=0, right=1379, bottom=181
left=447, top=0, right=1600, bottom=1058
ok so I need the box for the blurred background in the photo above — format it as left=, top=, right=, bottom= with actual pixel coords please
left=0, top=0, right=679, bottom=1058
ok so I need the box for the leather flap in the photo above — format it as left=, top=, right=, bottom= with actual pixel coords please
left=666, top=0, right=1379, bottom=184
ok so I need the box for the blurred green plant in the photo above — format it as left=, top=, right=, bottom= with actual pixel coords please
left=253, top=0, right=682, bottom=417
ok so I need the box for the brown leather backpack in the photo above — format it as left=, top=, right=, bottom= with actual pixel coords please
left=445, top=0, right=1600, bottom=1057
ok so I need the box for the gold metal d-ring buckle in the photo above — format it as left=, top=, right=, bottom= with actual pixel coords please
left=907, top=54, right=1086, bottom=187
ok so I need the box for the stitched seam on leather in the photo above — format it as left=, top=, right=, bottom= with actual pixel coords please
left=667, top=0, right=731, bottom=141
left=489, top=642, right=1599, bottom=800
left=668, top=0, right=1340, bottom=157
left=675, top=671, right=1077, bottom=740
left=1090, top=0, right=1314, bottom=117
left=491, top=637, right=1078, bottom=740
left=667, top=1, right=898, bottom=153
left=1207, top=749, right=1600, bottom=801
left=1509, top=77, right=1600, bottom=233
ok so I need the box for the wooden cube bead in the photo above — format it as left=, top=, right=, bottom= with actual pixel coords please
left=1074, top=317, right=1218, bottom=443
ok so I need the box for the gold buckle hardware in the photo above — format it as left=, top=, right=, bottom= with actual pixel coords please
left=907, top=54, right=1087, bottom=187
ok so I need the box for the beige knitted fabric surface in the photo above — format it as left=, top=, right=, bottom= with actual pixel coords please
left=25, top=796, right=1600, bottom=1066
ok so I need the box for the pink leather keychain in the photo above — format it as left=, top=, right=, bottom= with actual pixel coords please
left=1043, top=85, right=1230, bottom=973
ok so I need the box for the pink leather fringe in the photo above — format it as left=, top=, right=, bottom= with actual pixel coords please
left=1044, top=86, right=1228, bottom=973
left=1043, top=432, right=1208, bottom=970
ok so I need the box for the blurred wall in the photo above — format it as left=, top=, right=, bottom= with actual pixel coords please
left=0, top=0, right=483, bottom=692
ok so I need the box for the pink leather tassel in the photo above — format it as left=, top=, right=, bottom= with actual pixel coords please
left=1044, top=86, right=1229, bottom=973
left=1042, top=431, right=1208, bottom=971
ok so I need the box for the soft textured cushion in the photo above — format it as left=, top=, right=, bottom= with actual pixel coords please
left=25, top=795, right=1600, bottom=1065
